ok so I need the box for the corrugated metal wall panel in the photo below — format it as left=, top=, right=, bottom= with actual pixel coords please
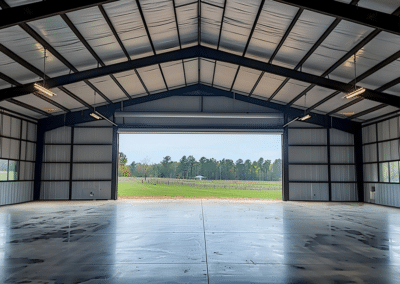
left=289, top=165, right=329, bottom=181
left=331, top=165, right=356, bottom=182
left=43, top=145, right=71, bottom=162
left=362, top=124, right=376, bottom=144
left=73, top=145, right=112, bottom=162
left=288, top=129, right=327, bottom=145
left=72, top=164, right=112, bottom=180
left=41, top=163, right=70, bottom=180
left=71, top=181, right=112, bottom=200
left=330, top=129, right=354, bottom=145
left=40, top=182, right=69, bottom=200
left=289, top=146, right=327, bottom=163
left=331, top=146, right=354, bottom=164
left=45, top=127, right=71, bottom=144
left=74, top=128, right=113, bottom=144
left=0, top=182, right=34, bottom=206
left=331, top=183, right=357, bottom=201
left=289, top=183, right=329, bottom=201
left=363, top=144, right=377, bottom=163
left=364, top=164, right=378, bottom=182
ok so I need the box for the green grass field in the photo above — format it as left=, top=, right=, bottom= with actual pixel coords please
left=118, top=179, right=282, bottom=200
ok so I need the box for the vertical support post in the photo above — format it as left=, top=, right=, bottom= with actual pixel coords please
left=18, top=119, right=23, bottom=181
left=69, top=127, right=74, bottom=200
left=282, top=114, right=290, bottom=201
left=375, top=123, right=380, bottom=182
left=33, top=122, right=45, bottom=200
left=111, top=126, right=118, bottom=200
left=327, top=128, right=332, bottom=201
left=354, top=126, right=364, bottom=202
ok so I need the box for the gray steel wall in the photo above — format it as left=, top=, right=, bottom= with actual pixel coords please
left=288, top=121, right=357, bottom=201
left=0, top=113, right=36, bottom=206
left=363, top=116, right=400, bottom=207
left=40, top=120, right=114, bottom=200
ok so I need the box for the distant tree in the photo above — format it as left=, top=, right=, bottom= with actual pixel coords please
left=119, top=152, right=128, bottom=166
left=271, top=159, right=282, bottom=181
left=141, top=157, right=151, bottom=180
left=118, top=152, right=130, bottom=177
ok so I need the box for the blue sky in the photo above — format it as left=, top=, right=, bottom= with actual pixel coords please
left=119, top=134, right=282, bottom=165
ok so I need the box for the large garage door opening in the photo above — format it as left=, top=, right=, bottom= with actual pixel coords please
left=117, top=133, right=282, bottom=200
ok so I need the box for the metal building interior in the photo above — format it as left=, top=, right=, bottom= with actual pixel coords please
left=0, top=0, right=400, bottom=282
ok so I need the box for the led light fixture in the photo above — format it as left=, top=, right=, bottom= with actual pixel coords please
left=345, top=88, right=365, bottom=99
left=299, top=114, right=311, bottom=121
left=34, top=83, right=56, bottom=97
left=340, top=112, right=355, bottom=116
left=90, top=112, right=101, bottom=120
left=283, top=117, right=299, bottom=128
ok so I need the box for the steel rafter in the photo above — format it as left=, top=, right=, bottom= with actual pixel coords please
left=289, top=5, right=400, bottom=108
left=273, top=0, right=400, bottom=36
left=0, top=0, right=117, bottom=30
left=2, top=46, right=400, bottom=108
left=250, top=7, right=304, bottom=98
left=229, top=0, right=266, bottom=92
left=135, top=0, right=169, bottom=91
left=39, top=84, right=360, bottom=134
left=61, top=13, right=131, bottom=99
left=8, top=98, right=51, bottom=117
left=347, top=104, right=387, bottom=120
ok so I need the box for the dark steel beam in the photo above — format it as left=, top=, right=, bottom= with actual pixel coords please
left=135, top=0, right=169, bottom=91
left=39, top=84, right=360, bottom=134
left=8, top=98, right=51, bottom=117
left=347, top=104, right=387, bottom=120
left=61, top=13, right=131, bottom=100
left=0, top=0, right=117, bottom=30
left=2, top=46, right=400, bottom=108
left=251, top=7, right=303, bottom=98
left=273, top=0, right=400, bottom=36
left=229, top=0, right=266, bottom=91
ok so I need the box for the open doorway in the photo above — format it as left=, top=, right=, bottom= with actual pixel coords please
left=117, top=133, right=282, bottom=200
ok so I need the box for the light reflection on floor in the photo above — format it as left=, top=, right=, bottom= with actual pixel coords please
left=0, top=200, right=399, bottom=283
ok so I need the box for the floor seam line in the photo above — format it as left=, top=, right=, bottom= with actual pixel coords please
left=201, top=200, right=210, bottom=284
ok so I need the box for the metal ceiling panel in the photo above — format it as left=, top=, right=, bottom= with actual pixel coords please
left=136, top=65, right=167, bottom=93
left=102, top=0, right=154, bottom=60
left=358, top=60, right=400, bottom=91
left=383, top=82, right=400, bottom=97
left=357, top=106, right=398, bottom=121
left=292, top=86, right=336, bottom=109
left=183, top=58, right=198, bottom=84
left=0, top=100, right=44, bottom=119
left=201, top=2, right=224, bottom=48
left=13, top=94, right=63, bottom=114
left=358, top=0, right=399, bottom=14
left=302, top=21, right=374, bottom=76
left=176, top=2, right=198, bottom=48
left=272, top=79, right=310, bottom=104
left=252, top=73, right=286, bottom=99
left=219, top=0, right=262, bottom=56
left=337, top=100, right=382, bottom=115
left=113, top=70, right=147, bottom=97
left=88, top=75, right=127, bottom=101
left=27, top=15, right=99, bottom=72
left=49, top=88, right=88, bottom=110
left=245, top=1, right=299, bottom=62
left=200, top=59, right=215, bottom=85
left=202, top=0, right=225, bottom=7
left=140, top=0, right=180, bottom=53
left=0, top=52, right=38, bottom=85
left=0, top=25, right=71, bottom=78
left=63, top=81, right=107, bottom=106
left=0, top=78, right=7, bottom=90
left=232, top=66, right=262, bottom=94
left=330, top=32, right=400, bottom=84
left=160, top=60, right=186, bottom=88
left=66, top=6, right=127, bottom=65
left=3, top=0, right=42, bottom=7
left=213, top=61, right=237, bottom=90
left=274, top=10, right=335, bottom=69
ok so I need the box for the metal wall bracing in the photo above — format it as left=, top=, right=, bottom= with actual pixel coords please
left=362, top=115, right=400, bottom=207
left=287, top=120, right=357, bottom=201
left=0, top=111, right=37, bottom=205
left=40, top=120, right=115, bottom=200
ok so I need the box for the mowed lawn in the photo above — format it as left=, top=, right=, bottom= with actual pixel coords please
left=118, top=180, right=282, bottom=199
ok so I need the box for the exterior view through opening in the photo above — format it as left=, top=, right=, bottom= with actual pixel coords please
left=117, top=133, right=282, bottom=200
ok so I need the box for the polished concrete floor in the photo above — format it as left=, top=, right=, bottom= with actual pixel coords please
left=0, top=199, right=399, bottom=283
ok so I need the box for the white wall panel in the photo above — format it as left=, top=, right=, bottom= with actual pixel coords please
left=43, top=145, right=71, bottom=162
left=289, top=183, right=329, bottom=201
left=74, top=128, right=113, bottom=144
left=289, top=165, right=328, bottom=181
left=288, top=129, right=327, bottom=145
left=73, top=145, right=112, bottom=162
left=45, top=127, right=71, bottom=144
left=364, top=164, right=378, bottom=182
left=363, top=144, right=377, bottom=162
left=41, top=163, right=70, bottom=181
left=72, top=164, right=112, bottom=180
left=71, top=181, right=111, bottom=200
left=0, top=182, right=34, bottom=206
left=331, top=184, right=357, bottom=201
left=331, top=165, right=356, bottom=182
left=40, top=182, right=69, bottom=200
left=330, top=129, right=354, bottom=145
left=331, top=146, right=355, bottom=164
left=362, top=124, right=376, bottom=144
left=289, top=146, right=327, bottom=163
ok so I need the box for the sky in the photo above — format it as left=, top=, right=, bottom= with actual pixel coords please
left=119, top=134, right=282, bottom=165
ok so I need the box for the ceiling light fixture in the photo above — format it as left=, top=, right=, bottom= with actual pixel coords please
left=299, top=114, right=311, bottom=121
left=283, top=117, right=299, bottom=128
left=90, top=110, right=118, bottom=126
left=34, top=83, right=56, bottom=97
left=340, top=112, right=355, bottom=116
left=345, top=88, right=365, bottom=99
left=90, top=112, right=101, bottom=120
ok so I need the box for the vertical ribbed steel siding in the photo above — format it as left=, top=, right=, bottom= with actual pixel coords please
left=0, top=113, right=36, bottom=206
left=363, top=116, right=400, bottom=207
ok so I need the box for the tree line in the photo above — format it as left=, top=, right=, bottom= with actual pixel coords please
left=119, top=153, right=282, bottom=181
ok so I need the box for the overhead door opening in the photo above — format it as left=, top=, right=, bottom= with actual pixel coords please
left=117, top=133, right=283, bottom=200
